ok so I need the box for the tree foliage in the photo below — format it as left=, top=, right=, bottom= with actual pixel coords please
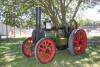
left=78, top=19, right=93, bottom=26
left=0, top=0, right=100, bottom=29
left=33, top=0, right=83, bottom=27
left=0, top=0, right=35, bottom=28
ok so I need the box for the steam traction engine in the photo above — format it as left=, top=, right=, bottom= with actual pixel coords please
left=22, top=7, right=87, bottom=63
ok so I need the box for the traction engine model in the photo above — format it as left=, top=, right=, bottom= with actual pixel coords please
left=22, top=7, right=87, bottom=63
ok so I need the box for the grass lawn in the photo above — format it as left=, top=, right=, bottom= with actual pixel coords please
left=0, top=37, right=100, bottom=67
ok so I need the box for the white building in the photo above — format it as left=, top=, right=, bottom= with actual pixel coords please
left=0, top=22, right=33, bottom=38
left=0, top=22, right=7, bottom=36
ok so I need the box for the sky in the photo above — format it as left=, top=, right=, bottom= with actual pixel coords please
left=83, top=4, right=100, bottom=21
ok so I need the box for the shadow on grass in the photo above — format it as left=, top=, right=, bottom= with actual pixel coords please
left=0, top=37, right=100, bottom=67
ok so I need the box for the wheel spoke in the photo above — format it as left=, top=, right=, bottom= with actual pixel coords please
left=44, top=52, right=50, bottom=57
left=74, top=47, right=80, bottom=51
left=74, top=41, right=79, bottom=44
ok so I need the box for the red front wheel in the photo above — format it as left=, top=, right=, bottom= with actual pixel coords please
left=22, top=37, right=34, bottom=57
left=34, top=38, right=56, bottom=63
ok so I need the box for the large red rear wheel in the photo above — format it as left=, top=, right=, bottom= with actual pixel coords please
left=34, top=38, right=56, bottom=63
left=68, top=29, right=87, bottom=55
left=22, top=37, right=34, bottom=57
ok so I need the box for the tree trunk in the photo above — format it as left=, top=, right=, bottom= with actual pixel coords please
left=14, top=26, right=15, bottom=38
left=20, top=28, right=21, bottom=36
left=0, top=35, right=1, bottom=40
left=6, top=23, right=8, bottom=39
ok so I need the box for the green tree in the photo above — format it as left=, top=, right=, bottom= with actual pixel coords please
left=33, top=0, right=100, bottom=29
left=0, top=0, right=100, bottom=29
left=78, top=19, right=93, bottom=26
left=0, top=0, right=35, bottom=28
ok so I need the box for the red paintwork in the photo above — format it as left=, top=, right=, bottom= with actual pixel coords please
left=37, top=39, right=56, bottom=63
left=73, top=30, right=87, bottom=55
left=22, top=37, right=34, bottom=57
